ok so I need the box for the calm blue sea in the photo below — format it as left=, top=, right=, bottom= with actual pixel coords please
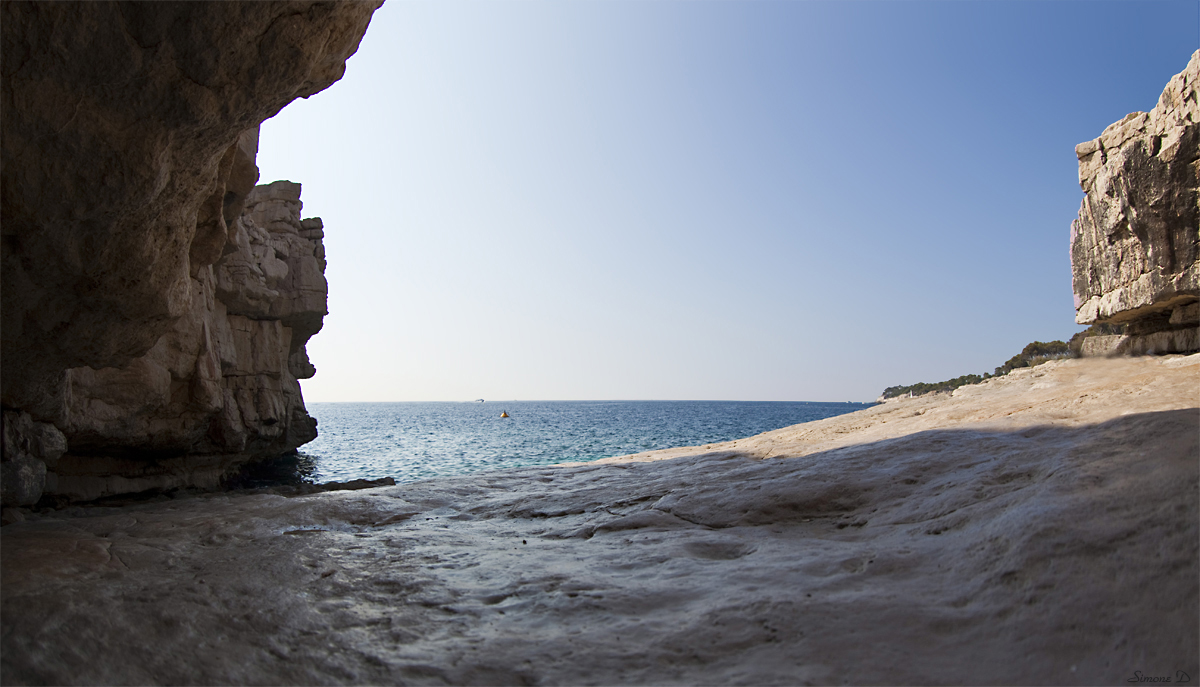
left=301, top=400, right=873, bottom=484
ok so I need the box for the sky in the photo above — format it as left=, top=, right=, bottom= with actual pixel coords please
left=257, top=0, right=1199, bottom=403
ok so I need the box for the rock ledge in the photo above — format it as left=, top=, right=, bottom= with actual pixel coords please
left=1070, top=50, right=1200, bottom=354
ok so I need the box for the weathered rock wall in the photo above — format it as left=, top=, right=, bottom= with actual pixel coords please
left=1071, top=50, right=1200, bottom=354
left=44, top=174, right=329, bottom=502
left=0, top=2, right=381, bottom=504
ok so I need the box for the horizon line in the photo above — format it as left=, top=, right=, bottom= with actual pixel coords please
left=305, top=398, right=879, bottom=404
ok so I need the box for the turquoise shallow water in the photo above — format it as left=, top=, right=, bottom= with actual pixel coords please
left=302, top=400, right=874, bottom=483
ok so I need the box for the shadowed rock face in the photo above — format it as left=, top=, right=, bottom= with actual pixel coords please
left=0, top=1, right=381, bottom=504
left=1071, top=50, right=1199, bottom=354
left=49, top=175, right=330, bottom=502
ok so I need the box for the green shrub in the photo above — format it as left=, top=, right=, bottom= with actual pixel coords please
left=880, top=337, right=1078, bottom=399
left=992, top=340, right=1071, bottom=376
left=880, top=373, right=985, bottom=399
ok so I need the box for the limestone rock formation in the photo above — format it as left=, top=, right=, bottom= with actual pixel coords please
left=51, top=174, right=328, bottom=502
left=0, top=412, right=65, bottom=507
left=1071, top=50, right=1200, bottom=355
left=0, top=2, right=380, bottom=504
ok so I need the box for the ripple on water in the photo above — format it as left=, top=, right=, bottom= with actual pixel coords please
left=301, top=400, right=874, bottom=484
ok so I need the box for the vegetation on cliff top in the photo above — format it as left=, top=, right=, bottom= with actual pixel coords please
left=879, top=324, right=1125, bottom=399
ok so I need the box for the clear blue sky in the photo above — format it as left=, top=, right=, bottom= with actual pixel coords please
left=257, top=0, right=1199, bottom=403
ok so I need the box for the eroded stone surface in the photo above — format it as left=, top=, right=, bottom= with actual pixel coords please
left=3, top=355, right=1196, bottom=685
left=1071, top=50, right=1199, bottom=351
left=0, top=411, right=65, bottom=506
left=53, top=179, right=328, bottom=502
left=0, top=2, right=380, bottom=504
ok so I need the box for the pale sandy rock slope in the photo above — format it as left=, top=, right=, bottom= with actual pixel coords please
left=2, top=355, right=1198, bottom=685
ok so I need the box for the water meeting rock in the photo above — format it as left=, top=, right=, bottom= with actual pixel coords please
left=1070, top=50, right=1200, bottom=354
left=2, top=354, right=1196, bottom=685
left=0, top=1, right=381, bottom=504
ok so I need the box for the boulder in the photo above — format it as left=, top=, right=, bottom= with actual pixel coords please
left=0, top=411, right=66, bottom=506
left=1070, top=50, right=1200, bottom=354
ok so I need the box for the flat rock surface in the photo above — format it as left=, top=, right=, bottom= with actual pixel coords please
left=3, top=356, right=1198, bottom=685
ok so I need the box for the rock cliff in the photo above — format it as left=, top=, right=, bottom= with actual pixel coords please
left=1071, top=50, right=1200, bottom=354
left=0, top=1, right=381, bottom=505
left=47, top=172, right=329, bottom=503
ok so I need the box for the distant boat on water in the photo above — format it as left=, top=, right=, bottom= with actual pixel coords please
left=475, top=399, right=485, bottom=403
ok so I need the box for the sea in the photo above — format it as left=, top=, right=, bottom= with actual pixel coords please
left=300, top=400, right=874, bottom=484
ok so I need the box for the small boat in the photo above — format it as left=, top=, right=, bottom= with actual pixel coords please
left=500, top=411, right=509, bottom=418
